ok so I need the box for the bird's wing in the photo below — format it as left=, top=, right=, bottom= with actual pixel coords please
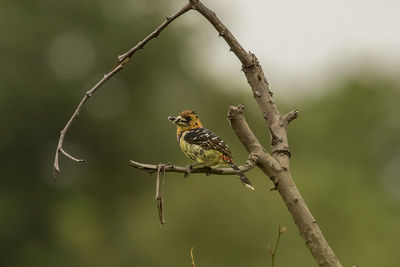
left=184, top=128, right=233, bottom=159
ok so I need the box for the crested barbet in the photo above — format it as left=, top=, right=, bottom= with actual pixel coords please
left=168, top=110, right=254, bottom=190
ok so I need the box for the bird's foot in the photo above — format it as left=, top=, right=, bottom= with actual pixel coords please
left=205, top=167, right=213, bottom=176
left=184, top=165, right=192, bottom=179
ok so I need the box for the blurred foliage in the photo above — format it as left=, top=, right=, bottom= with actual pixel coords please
left=1, top=0, right=400, bottom=267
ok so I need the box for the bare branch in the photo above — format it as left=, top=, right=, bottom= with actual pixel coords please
left=52, top=3, right=192, bottom=180
left=190, top=0, right=251, bottom=67
left=227, top=104, right=264, bottom=154
left=191, top=2, right=342, bottom=266
left=59, top=148, right=85, bottom=163
left=280, top=109, right=299, bottom=127
left=53, top=65, right=123, bottom=178
left=129, top=153, right=258, bottom=176
left=227, top=105, right=281, bottom=176
left=191, top=0, right=287, bottom=161
left=155, top=164, right=166, bottom=225
left=117, top=2, right=192, bottom=62
left=267, top=225, right=287, bottom=267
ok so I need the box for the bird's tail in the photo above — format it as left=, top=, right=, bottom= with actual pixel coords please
left=227, top=161, right=254, bottom=190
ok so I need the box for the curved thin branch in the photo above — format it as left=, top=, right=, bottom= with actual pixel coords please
left=117, top=2, right=193, bottom=62
left=129, top=153, right=258, bottom=176
left=52, top=3, right=193, bottom=180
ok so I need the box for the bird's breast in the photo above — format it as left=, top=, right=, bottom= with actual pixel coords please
left=179, top=131, right=224, bottom=166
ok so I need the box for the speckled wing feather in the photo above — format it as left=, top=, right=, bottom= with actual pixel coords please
left=183, top=128, right=233, bottom=159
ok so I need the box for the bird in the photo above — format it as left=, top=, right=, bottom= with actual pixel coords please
left=168, top=109, right=254, bottom=190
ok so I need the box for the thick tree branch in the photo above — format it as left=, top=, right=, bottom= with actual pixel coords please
left=227, top=105, right=281, bottom=177
left=191, top=2, right=342, bottom=266
left=129, top=153, right=258, bottom=175
left=191, top=0, right=290, bottom=164
left=227, top=104, right=264, bottom=154
left=52, top=3, right=192, bottom=180
left=190, top=0, right=252, bottom=66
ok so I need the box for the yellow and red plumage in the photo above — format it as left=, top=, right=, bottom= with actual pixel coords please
left=168, top=110, right=254, bottom=190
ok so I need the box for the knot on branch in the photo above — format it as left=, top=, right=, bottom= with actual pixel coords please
left=272, top=148, right=291, bottom=158
left=242, top=52, right=258, bottom=70
left=253, top=91, right=261, bottom=97
left=268, top=174, right=282, bottom=191
left=227, top=104, right=245, bottom=119
left=269, top=128, right=283, bottom=146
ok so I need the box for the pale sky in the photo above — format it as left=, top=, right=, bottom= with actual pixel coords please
left=182, top=0, right=400, bottom=96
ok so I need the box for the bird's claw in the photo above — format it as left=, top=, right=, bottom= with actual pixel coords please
left=184, top=165, right=192, bottom=179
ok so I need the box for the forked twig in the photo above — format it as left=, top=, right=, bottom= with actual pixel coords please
left=52, top=2, right=193, bottom=180
left=267, top=225, right=287, bottom=267
left=155, top=164, right=166, bottom=225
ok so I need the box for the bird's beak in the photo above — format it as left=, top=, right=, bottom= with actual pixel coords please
left=168, top=115, right=181, bottom=124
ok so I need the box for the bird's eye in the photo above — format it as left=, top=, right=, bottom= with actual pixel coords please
left=184, top=116, right=191, bottom=122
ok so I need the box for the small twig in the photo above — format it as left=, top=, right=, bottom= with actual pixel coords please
left=162, top=165, right=166, bottom=193
left=267, top=225, right=287, bottom=267
left=129, top=153, right=258, bottom=176
left=117, top=2, right=192, bottom=62
left=280, top=109, right=299, bottom=127
left=52, top=2, right=193, bottom=180
left=155, top=164, right=166, bottom=225
left=190, top=247, right=196, bottom=267
left=59, top=147, right=85, bottom=163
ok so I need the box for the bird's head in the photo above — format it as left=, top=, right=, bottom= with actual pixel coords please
left=168, top=110, right=203, bottom=133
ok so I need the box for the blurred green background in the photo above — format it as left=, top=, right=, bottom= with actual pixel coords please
left=1, top=0, right=400, bottom=266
